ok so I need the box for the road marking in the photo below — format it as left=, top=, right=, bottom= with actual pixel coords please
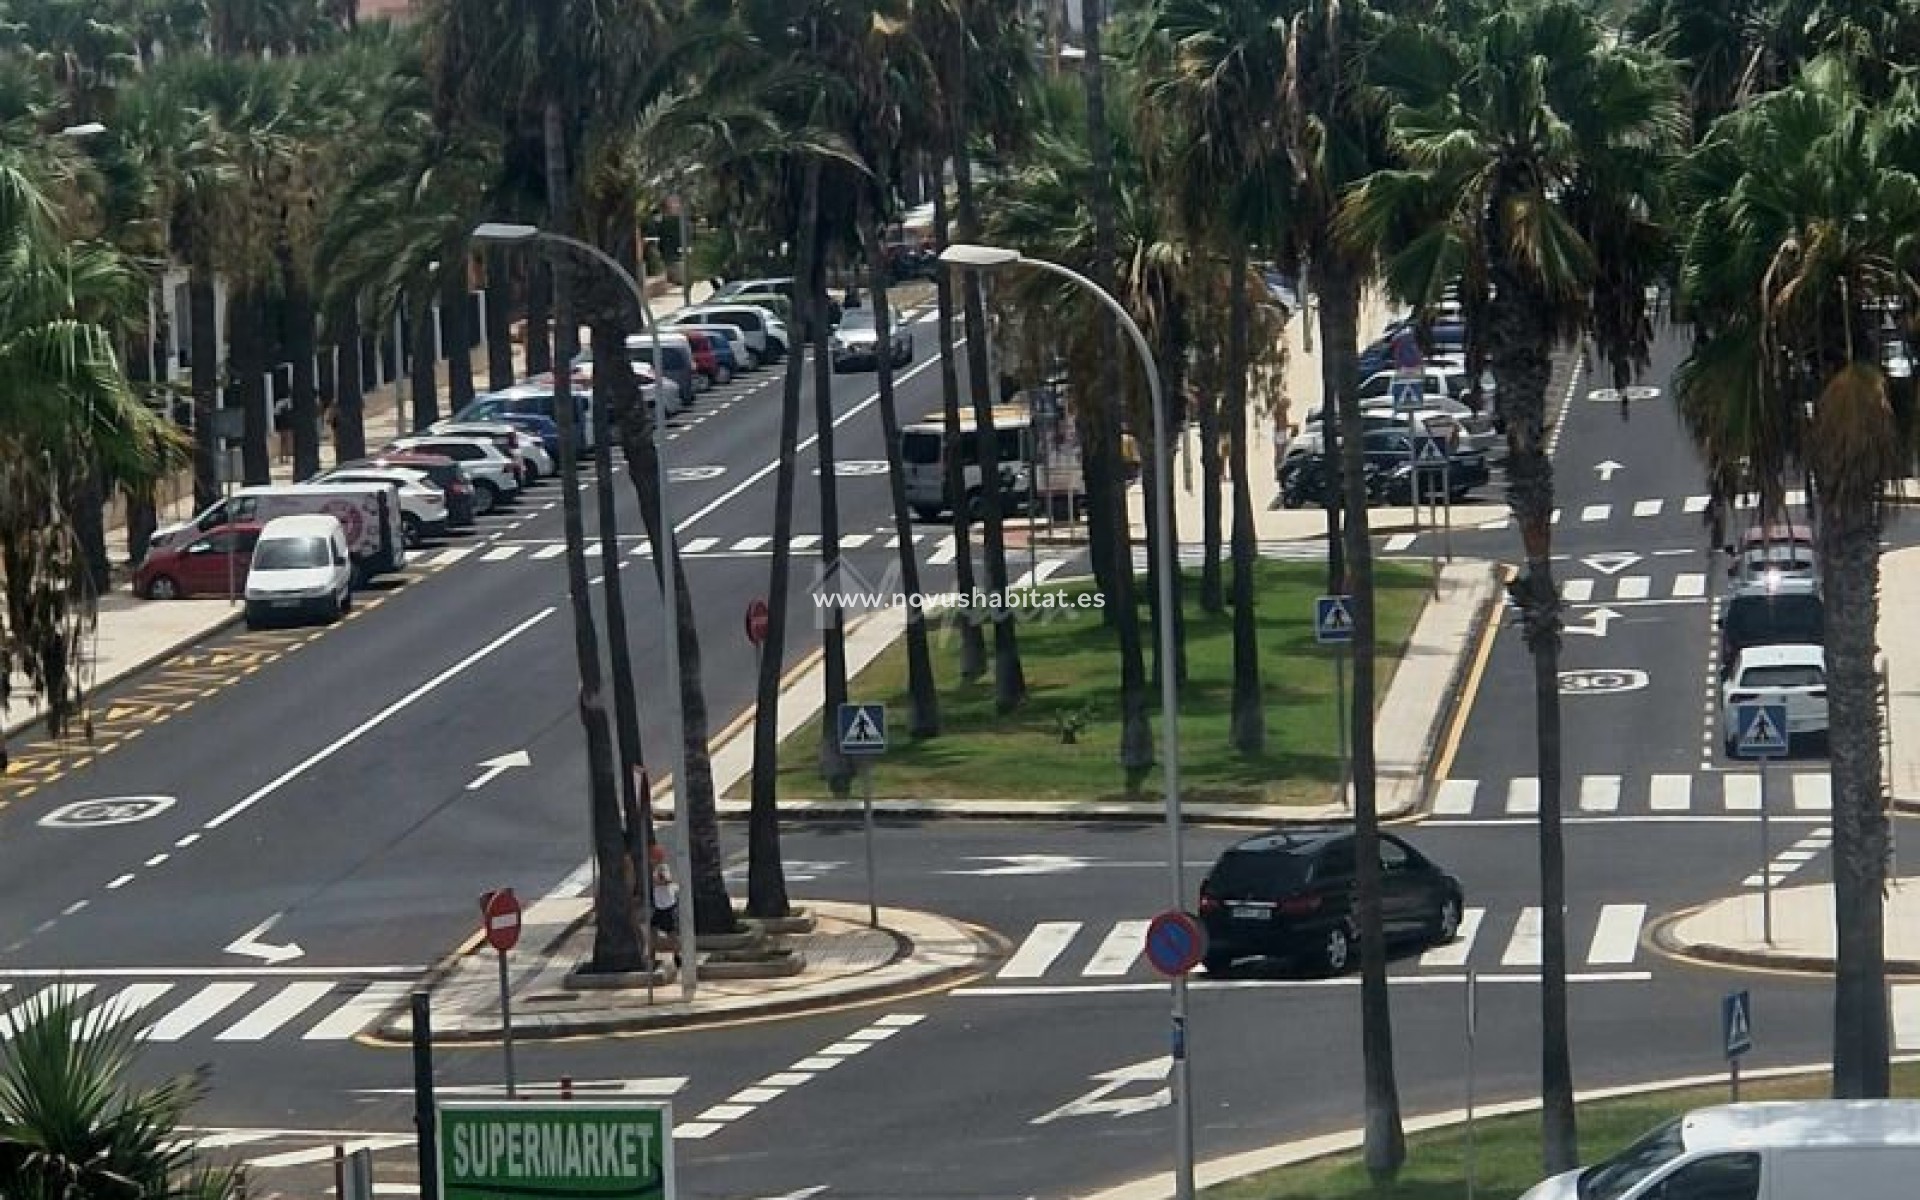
left=926, top=536, right=958, bottom=566
left=1586, top=904, right=1646, bottom=965
left=1615, top=575, right=1651, bottom=600
left=532, top=543, right=566, bottom=560
left=205, top=610, right=554, bottom=831
left=1649, top=774, right=1691, bottom=811
left=1684, top=495, right=1709, bottom=513
left=0, top=983, right=93, bottom=1037
left=840, top=534, right=873, bottom=550
left=1579, top=775, right=1620, bottom=812
left=1633, top=499, right=1663, bottom=517
left=1580, top=504, right=1611, bottom=522
left=1501, top=907, right=1543, bottom=967
left=1793, top=774, right=1831, bottom=811
left=479, top=546, right=520, bottom=562
left=790, top=534, right=820, bottom=551
left=305, top=981, right=413, bottom=1040
left=1384, top=533, right=1417, bottom=552
left=1505, top=778, right=1539, bottom=815
left=1673, top=573, right=1706, bottom=598
left=957, top=972, right=1654, bottom=997
left=1433, top=780, right=1478, bottom=815
left=1084, top=920, right=1148, bottom=977
left=146, top=983, right=253, bottom=1041
left=1562, top=579, right=1594, bottom=602
left=683, top=537, right=720, bottom=554
left=98, top=982, right=175, bottom=1027
left=734, top=536, right=771, bottom=551
left=583, top=541, right=602, bottom=557
left=1418, top=908, right=1483, bottom=968
left=1723, top=775, right=1762, bottom=811
left=432, top=546, right=478, bottom=566
left=1001, top=922, right=1079, bottom=978
left=215, top=982, right=336, bottom=1041
left=246, top=1138, right=415, bottom=1171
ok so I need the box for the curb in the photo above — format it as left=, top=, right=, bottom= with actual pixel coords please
left=1075, top=1055, right=1920, bottom=1200
left=4, top=608, right=246, bottom=741
left=1397, top=560, right=1504, bottom=820
left=1647, top=901, right=1920, bottom=978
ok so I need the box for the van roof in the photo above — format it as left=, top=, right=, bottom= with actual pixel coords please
left=1682, top=1101, right=1920, bottom=1151
left=909, top=405, right=1031, bottom=431
left=260, top=514, right=343, bottom=540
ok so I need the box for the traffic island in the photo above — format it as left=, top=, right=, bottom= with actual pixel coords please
left=1652, top=877, right=1920, bottom=975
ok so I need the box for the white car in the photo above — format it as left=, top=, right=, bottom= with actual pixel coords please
left=431, top=419, right=555, bottom=482
left=1356, top=366, right=1471, bottom=405
left=673, top=321, right=756, bottom=370
left=1287, top=409, right=1466, bottom=460
left=667, top=304, right=787, bottom=360
left=1721, top=643, right=1828, bottom=754
left=385, top=435, right=521, bottom=514
left=312, top=466, right=449, bottom=548
left=245, top=514, right=353, bottom=628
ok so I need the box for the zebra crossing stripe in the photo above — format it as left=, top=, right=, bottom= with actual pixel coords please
left=1384, top=533, right=1417, bottom=552
left=1563, top=579, right=1595, bottom=603
left=1418, top=908, right=1483, bottom=968
left=1683, top=495, right=1709, bottom=513
left=1581, top=504, right=1611, bottom=522
left=840, top=534, right=872, bottom=550
left=790, top=535, right=820, bottom=551
left=305, top=981, right=412, bottom=1041
left=479, top=546, right=519, bottom=562
left=1579, top=775, right=1621, bottom=812
left=99, top=982, right=174, bottom=1028
left=533, top=544, right=566, bottom=560
left=1793, top=774, right=1831, bottom=811
left=1084, top=920, right=1149, bottom=977
left=1673, top=573, right=1706, bottom=598
left=146, top=983, right=253, bottom=1041
left=1633, top=499, right=1663, bottom=517
left=1433, top=780, right=1478, bottom=815
left=926, top=536, right=958, bottom=566
left=215, top=981, right=334, bottom=1041
left=1587, top=904, right=1646, bottom=965
left=583, top=542, right=602, bottom=558
left=0, top=983, right=93, bottom=1038
left=431, top=546, right=477, bottom=566
left=1649, top=775, right=1691, bottom=811
left=734, top=536, right=771, bottom=551
left=246, top=1137, right=415, bottom=1171
left=1505, top=778, right=1539, bottom=815
left=1615, top=575, right=1651, bottom=600
left=682, top=537, right=720, bottom=554
left=1502, top=907, right=1543, bottom=967
left=1723, top=775, right=1762, bottom=811
left=1000, top=922, right=1079, bottom=979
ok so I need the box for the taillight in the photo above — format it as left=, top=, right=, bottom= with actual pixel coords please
left=1197, top=887, right=1219, bottom=915
left=1728, top=692, right=1758, bottom=704
left=1277, top=893, right=1322, bottom=916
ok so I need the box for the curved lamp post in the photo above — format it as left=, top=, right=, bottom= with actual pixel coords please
left=938, top=243, right=1193, bottom=1200
left=471, top=222, right=696, bottom=1000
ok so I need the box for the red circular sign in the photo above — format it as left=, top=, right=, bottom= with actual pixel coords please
left=1145, top=910, right=1208, bottom=977
left=480, top=888, right=522, bottom=953
left=745, top=599, right=771, bottom=647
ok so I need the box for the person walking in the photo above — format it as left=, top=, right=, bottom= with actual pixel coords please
left=650, top=845, right=682, bottom=967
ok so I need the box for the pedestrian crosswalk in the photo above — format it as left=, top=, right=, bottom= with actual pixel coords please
left=0, top=977, right=413, bottom=1046
left=997, top=906, right=1651, bottom=980
left=1432, top=772, right=1837, bottom=817
left=1470, top=490, right=1808, bottom=531
left=414, top=530, right=964, bottom=568
left=1128, top=541, right=1331, bottom=569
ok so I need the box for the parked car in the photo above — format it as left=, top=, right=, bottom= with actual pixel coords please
left=1719, top=577, right=1824, bottom=675
left=448, top=401, right=561, bottom=461
left=680, top=328, right=732, bottom=385
left=384, top=436, right=521, bottom=514
left=341, top=453, right=476, bottom=528
left=899, top=407, right=1035, bottom=520
left=311, top=465, right=448, bottom=547
left=1198, top=827, right=1464, bottom=975
left=135, top=523, right=261, bottom=600
left=1278, top=454, right=1394, bottom=509
left=1729, top=543, right=1817, bottom=589
left=1356, top=366, right=1474, bottom=407
left=429, top=419, right=553, bottom=483
left=1722, top=643, right=1828, bottom=754
left=149, top=483, right=407, bottom=580
left=669, top=321, right=755, bottom=371
left=1355, top=429, right=1490, bottom=500
left=667, top=304, right=787, bottom=360
left=245, top=514, right=353, bottom=629
left=831, top=306, right=914, bottom=371
left=1288, top=409, right=1469, bottom=461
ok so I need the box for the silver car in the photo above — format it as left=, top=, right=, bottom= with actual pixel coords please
left=830, top=307, right=913, bottom=372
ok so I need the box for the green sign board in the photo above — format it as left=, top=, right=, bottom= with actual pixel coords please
left=438, top=1101, right=674, bottom=1200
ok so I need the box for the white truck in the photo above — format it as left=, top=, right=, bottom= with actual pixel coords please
left=150, top=483, right=408, bottom=581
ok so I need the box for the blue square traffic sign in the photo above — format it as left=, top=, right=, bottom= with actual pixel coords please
left=1733, top=703, right=1789, bottom=759
left=1723, top=990, right=1753, bottom=1058
left=1390, top=377, right=1426, bottom=412
left=837, top=703, right=888, bottom=756
left=1314, top=595, right=1355, bottom=645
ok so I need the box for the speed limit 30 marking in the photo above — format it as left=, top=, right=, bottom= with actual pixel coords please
left=1587, top=386, right=1662, bottom=404
left=39, top=795, right=178, bottom=828
left=1559, top=669, right=1649, bottom=695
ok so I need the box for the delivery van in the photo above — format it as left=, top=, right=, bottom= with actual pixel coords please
left=150, top=483, right=407, bottom=581
left=900, top=405, right=1035, bottom=521
left=1522, top=1101, right=1920, bottom=1200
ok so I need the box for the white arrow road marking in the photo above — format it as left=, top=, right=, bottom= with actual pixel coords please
left=1580, top=552, right=1642, bottom=575
left=465, top=749, right=532, bottom=791
left=224, top=914, right=304, bottom=964
left=1594, top=460, right=1622, bottom=481
left=1564, top=607, right=1622, bottom=637
left=1033, top=1057, right=1173, bottom=1125
left=940, top=854, right=1095, bottom=877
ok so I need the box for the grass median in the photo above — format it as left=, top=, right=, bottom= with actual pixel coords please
left=1205, top=1064, right=1920, bottom=1199
left=758, top=559, right=1429, bottom=805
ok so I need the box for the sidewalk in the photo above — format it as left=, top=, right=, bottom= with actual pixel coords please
left=1650, top=543, right=1920, bottom=974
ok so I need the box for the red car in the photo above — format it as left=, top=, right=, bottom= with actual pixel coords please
left=682, top=329, right=729, bottom=386
left=135, top=523, right=263, bottom=600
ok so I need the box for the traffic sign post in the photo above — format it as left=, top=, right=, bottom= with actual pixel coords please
left=438, top=1102, right=674, bottom=1200
left=744, top=598, right=770, bottom=648
left=1411, top=436, right=1453, bottom=587
left=1316, top=597, right=1355, bottom=808
left=1465, top=968, right=1479, bottom=1200
left=1722, top=990, right=1753, bottom=1101
left=1734, top=703, right=1789, bottom=945
left=479, top=888, right=522, bottom=1097
left=1145, top=911, right=1207, bottom=977
left=838, top=704, right=888, bottom=928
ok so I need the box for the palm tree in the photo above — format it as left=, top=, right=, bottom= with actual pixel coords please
left=1342, top=0, right=1683, bottom=1169
left=0, top=991, right=242, bottom=1200
left=1670, top=53, right=1919, bottom=1097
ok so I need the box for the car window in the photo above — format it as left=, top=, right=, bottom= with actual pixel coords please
left=840, top=309, right=877, bottom=332
left=1316, top=842, right=1356, bottom=878
left=1646, top=1153, right=1760, bottom=1200
left=1207, top=848, right=1313, bottom=896
left=254, top=536, right=333, bottom=570
left=1726, top=595, right=1824, bottom=642
left=1579, top=1117, right=1686, bottom=1200
left=902, top=432, right=942, bottom=465
left=1738, top=663, right=1824, bottom=688
left=1380, top=840, right=1410, bottom=872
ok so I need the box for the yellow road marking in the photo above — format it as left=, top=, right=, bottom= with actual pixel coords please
left=1431, top=564, right=1514, bottom=786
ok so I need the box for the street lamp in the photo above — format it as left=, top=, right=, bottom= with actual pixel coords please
left=938, top=242, right=1194, bottom=1200
left=57, top=121, right=107, bottom=138
left=471, top=221, right=697, bottom=1001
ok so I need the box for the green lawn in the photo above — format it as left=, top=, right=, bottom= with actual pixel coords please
left=757, top=560, right=1429, bottom=804
left=1205, top=1065, right=1920, bottom=1199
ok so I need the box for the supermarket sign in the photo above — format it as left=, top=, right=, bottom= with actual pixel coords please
left=439, top=1102, right=674, bottom=1200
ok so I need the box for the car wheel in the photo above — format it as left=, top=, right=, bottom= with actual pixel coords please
left=912, top=505, right=943, bottom=523
left=1320, top=923, right=1354, bottom=975
left=402, top=513, right=424, bottom=549
left=474, top=481, right=501, bottom=516
left=145, top=574, right=181, bottom=601
left=1202, top=951, right=1235, bottom=976
left=1429, top=895, right=1462, bottom=946
left=341, top=586, right=353, bottom=612
left=717, top=366, right=732, bottom=385
left=964, top=489, right=984, bottom=521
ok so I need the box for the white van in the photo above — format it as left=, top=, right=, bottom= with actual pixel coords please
left=899, top=405, right=1034, bottom=521
left=151, top=483, right=407, bottom=580
left=1523, top=1101, right=1920, bottom=1200
left=245, top=514, right=353, bottom=628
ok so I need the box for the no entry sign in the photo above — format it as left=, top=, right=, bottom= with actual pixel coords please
left=480, top=888, right=522, bottom=953
left=744, top=598, right=770, bottom=647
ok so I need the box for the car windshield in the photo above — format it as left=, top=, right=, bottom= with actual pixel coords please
left=1740, top=663, right=1824, bottom=688
left=253, top=536, right=332, bottom=570
left=1578, top=1117, right=1685, bottom=1200
left=1207, top=848, right=1314, bottom=897
left=1727, top=594, right=1824, bottom=642
left=839, top=309, right=877, bottom=333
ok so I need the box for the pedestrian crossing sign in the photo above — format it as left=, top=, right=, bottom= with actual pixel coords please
left=1734, top=703, right=1789, bottom=759
left=1413, top=436, right=1449, bottom=467
left=1314, top=595, right=1355, bottom=645
left=1723, top=989, right=1753, bottom=1058
left=838, top=703, right=888, bottom=756
left=1390, top=377, right=1426, bottom=412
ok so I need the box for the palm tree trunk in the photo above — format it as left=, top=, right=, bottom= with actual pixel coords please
left=233, top=288, right=271, bottom=486
left=542, top=98, right=642, bottom=975
left=746, top=160, right=822, bottom=922
left=1225, top=250, right=1262, bottom=752
left=811, top=242, right=855, bottom=796
left=1198, top=390, right=1223, bottom=611
left=930, top=175, right=986, bottom=679
left=1329, top=260, right=1405, bottom=1182
left=285, top=262, right=321, bottom=480
left=1823, top=500, right=1891, bottom=1097
left=189, top=257, right=219, bottom=510
left=332, top=313, right=367, bottom=464
left=408, top=288, right=438, bottom=431
left=1317, top=286, right=1345, bottom=591
left=485, top=246, right=516, bottom=390
left=72, top=467, right=109, bottom=593
left=951, top=149, right=1025, bottom=714
left=441, top=264, right=475, bottom=410
left=1489, top=272, right=1576, bottom=1172
left=526, top=259, right=554, bottom=377
left=862, top=199, right=939, bottom=738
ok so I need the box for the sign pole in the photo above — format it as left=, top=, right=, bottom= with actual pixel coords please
left=497, top=948, right=517, bottom=1098
left=863, top=761, right=878, bottom=929
left=410, top=991, right=438, bottom=1200
left=1443, top=463, right=1454, bottom=563
left=838, top=703, right=888, bottom=930
left=1465, top=968, right=1478, bottom=1200
left=1760, top=754, right=1773, bottom=946
left=1335, top=643, right=1351, bottom=809
left=1731, top=1054, right=1741, bottom=1102
left=1427, top=464, right=1440, bottom=598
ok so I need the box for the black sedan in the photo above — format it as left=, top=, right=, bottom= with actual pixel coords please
left=1198, top=827, right=1464, bottom=975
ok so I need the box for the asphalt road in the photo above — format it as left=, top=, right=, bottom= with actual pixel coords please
left=2, top=310, right=1913, bottom=1200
